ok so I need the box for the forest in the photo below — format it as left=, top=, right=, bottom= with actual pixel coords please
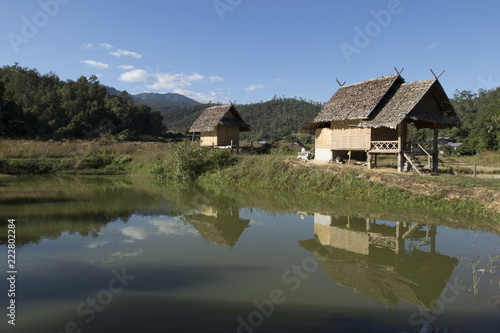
left=448, top=88, right=500, bottom=154
left=0, top=64, right=498, bottom=154
left=0, top=64, right=164, bottom=140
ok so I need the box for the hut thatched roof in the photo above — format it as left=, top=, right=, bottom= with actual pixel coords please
left=300, top=74, right=461, bottom=131
left=299, top=237, right=457, bottom=310
left=183, top=213, right=250, bottom=248
left=185, top=104, right=251, bottom=134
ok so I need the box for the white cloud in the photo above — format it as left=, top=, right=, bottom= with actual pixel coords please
left=118, top=69, right=152, bottom=82
left=427, top=42, right=437, bottom=49
left=81, top=60, right=110, bottom=69
left=149, top=218, right=199, bottom=236
left=110, top=249, right=143, bottom=259
left=245, top=84, right=265, bottom=92
left=209, top=75, right=225, bottom=83
left=121, top=227, right=152, bottom=240
left=99, top=43, right=114, bottom=50
left=85, top=240, right=110, bottom=249
left=174, top=89, right=218, bottom=103
left=110, top=49, right=142, bottom=59
left=148, top=72, right=204, bottom=90
left=118, top=65, right=134, bottom=70
left=81, top=43, right=94, bottom=50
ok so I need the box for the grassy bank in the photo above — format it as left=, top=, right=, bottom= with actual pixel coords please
left=198, top=155, right=499, bottom=228
left=1, top=139, right=499, bottom=231
left=0, top=139, right=167, bottom=175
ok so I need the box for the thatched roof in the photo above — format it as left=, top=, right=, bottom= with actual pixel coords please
left=185, top=104, right=251, bottom=134
left=300, top=74, right=461, bottom=131
left=183, top=213, right=250, bottom=248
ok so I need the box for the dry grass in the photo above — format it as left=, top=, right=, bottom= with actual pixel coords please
left=0, top=139, right=171, bottom=159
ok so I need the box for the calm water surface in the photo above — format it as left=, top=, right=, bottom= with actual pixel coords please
left=0, top=176, right=499, bottom=333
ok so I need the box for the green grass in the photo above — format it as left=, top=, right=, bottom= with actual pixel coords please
left=197, top=155, right=500, bottom=231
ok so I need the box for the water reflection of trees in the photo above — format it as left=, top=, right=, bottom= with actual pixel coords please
left=299, top=214, right=458, bottom=310
left=0, top=176, right=168, bottom=246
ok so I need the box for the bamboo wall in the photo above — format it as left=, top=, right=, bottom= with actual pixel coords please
left=331, top=128, right=371, bottom=150
left=200, top=129, right=218, bottom=146
left=201, top=125, right=240, bottom=146
left=216, top=125, right=240, bottom=146
left=315, top=128, right=332, bottom=149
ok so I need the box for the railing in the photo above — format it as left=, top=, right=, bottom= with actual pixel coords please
left=370, top=141, right=399, bottom=151
left=409, top=142, right=434, bottom=168
left=411, top=141, right=434, bottom=152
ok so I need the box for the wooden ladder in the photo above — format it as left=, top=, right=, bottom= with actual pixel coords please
left=404, top=153, right=430, bottom=175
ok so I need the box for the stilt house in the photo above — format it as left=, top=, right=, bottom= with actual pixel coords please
left=300, top=74, right=461, bottom=174
left=185, top=104, right=250, bottom=147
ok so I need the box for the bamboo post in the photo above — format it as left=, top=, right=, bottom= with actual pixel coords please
left=432, top=128, right=439, bottom=174
left=397, top=120, right=407, bottom=172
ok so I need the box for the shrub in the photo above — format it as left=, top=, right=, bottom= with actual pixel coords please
left=76, top=150, right=116, bottom=169
left=152, top=142, right=234, bottom=181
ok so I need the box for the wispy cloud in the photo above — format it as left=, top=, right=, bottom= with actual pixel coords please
left=148, top=72, right=204, bottom=90
left=81, top=43, right=94, bottom=50
left=99, top=43, right=114, bottom=50
left=81, top=60, right=110, bottom=69
left=110, top=49, right=142, bottom=59
left=209, top=75, right=224, bottom=83
left=275, top=78, right=291, bottom=84
left=110, top=249, right=143, bottom=259
left=173, top=89, right=218, bottom=103
left=427, top=42, right=437, bottom=49
left=118, top=65, right=134, bottom=70
left=245, top=84, right=265, bottom=92
left=85, top=240, right=110, bottom=249
left=119, top=68, right=208, bottom=91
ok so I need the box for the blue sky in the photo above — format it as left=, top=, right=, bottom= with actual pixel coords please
left=1, top=0, right=499, bottom=104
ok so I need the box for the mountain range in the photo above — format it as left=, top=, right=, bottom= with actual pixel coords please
left=105, top=86, right=323, bottom=140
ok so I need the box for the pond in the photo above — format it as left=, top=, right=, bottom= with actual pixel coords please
left=0, top=176, right=498, bottom=333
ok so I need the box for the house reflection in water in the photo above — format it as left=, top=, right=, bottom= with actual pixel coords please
left=183, top=206, right=250, bottom=248
left=299, top=214, right=458, bottom=310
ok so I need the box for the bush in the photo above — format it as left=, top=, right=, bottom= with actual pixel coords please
left=76, top=150, right=116, bottom=169
left=152, top=142, right=234, bottom=181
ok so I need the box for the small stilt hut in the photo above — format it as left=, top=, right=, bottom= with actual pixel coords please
left=185, top=104, right=251, bottom=147
left=300, top=74, right=461, bottom=174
